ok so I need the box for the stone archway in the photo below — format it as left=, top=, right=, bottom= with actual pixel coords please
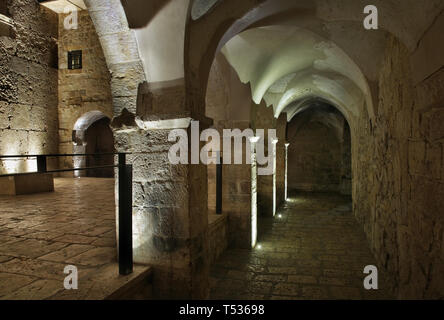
left=72, top=111, right=114, bottom=177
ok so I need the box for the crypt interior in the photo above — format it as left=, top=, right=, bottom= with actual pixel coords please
left=0, top=0, right=443, bottom=300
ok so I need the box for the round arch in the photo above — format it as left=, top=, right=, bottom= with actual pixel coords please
left=72, top=111, right=114, bottom=178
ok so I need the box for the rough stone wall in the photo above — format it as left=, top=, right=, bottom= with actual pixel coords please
left=208, top=214, right=228, bottom=265
left=276, top=114, right=287, bottom=206
left=0, top=1, right=58, bottom=174
left=207, top=163, right=217, bottom=213
left=288, top=120, right=342, bottom=192
left=354, top=33, right=444, bottom=299
left=58, top=10, right=113, bottom=170
left=340, top=121, right=352, bottom=195
left=137, top=79, right=186, bottom=121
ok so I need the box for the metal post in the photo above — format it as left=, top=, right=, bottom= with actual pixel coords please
left=118, top=156, right=133, bottom=275
left=118, top=153, right=126, bottom=167
left=216, top=152, right=222, bottom=214
left=37, top=155, right=47, bottom=173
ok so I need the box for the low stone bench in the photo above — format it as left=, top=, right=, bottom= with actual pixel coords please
left=0, top=173, right=54, bottom=195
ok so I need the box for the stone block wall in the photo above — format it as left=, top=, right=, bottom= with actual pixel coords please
left=354, top=31, right=444, bottom=299
left=253, top=102, right=277, bottom=217
left=0, top=0, right=58, bottom=174
left=58, top=10, right=113, bottom=171
left=136, top=79, right=186, bottom=121
left=276, top=114, right=287, bottom=206
left=207, top=163, right=217, bottom=213
left=340, top=121, right=352, bottom=195
left=208, top=214, right=228, bottom=265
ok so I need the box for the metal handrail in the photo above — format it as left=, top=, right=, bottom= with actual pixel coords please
left=0, top=165, right=117, bottom=178
left=0, top=153, right=126, bottom=158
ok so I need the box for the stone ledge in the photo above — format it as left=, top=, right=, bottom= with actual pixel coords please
left=0, top=173, right=54, bottom=195
left=50, top=264, right=153, bottom=300
left=208, top=213, right=227, bottom=228
left=0, top=14, right=15, bottom=38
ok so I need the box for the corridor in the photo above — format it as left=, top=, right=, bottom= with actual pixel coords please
left=210, top=192, right=393, bottom=300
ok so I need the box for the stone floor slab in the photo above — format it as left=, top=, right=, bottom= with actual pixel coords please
left=210, top=192, right=394, bottom=300
left=0, top=178, right=122, bottom=300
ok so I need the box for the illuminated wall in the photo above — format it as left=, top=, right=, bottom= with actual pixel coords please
left=0, top=1, right=59, bottom=174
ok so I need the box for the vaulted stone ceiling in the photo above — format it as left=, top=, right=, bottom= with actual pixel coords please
left=221, top=26, right=372, bottom=123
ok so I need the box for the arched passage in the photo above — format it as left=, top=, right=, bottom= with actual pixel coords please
left=73, top=111, right=114, bottom=178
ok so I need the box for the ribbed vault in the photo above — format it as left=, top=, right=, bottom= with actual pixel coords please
left=221, top=26, right=371, bottom=127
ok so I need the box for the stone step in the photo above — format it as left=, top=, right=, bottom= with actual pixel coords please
left=49, top=263, right=153, bottom=300
left=105, top=265, right=153, bottom=300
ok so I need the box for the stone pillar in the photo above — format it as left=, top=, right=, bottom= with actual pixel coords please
left=257, top=135, right=278, bottom=217
left=285, top=143, right=290, bottom=201
left=275, top=114, right=287, bottom=207
left=340, top=120, right=352, bottom=195
left=113, top=117, right=209, bottom=299
left=272, top=138, right=278, bottom=216
left=222, top=137, right=253, bottom=249
left=250, top=137, right=260, bottom=248
left=257, top=173, right=273, bottom=216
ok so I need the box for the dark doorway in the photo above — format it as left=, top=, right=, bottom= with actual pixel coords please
left=85, top=117, right=114, bottom=177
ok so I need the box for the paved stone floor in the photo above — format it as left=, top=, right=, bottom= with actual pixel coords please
left=0, top=178, right=120, bottom=299
left=210, top=192, right=394, bottom=300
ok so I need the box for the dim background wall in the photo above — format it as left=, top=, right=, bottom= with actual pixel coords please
left=287, top=106, right=350, bottom=194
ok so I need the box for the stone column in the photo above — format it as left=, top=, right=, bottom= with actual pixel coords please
left=222, top=136, right=253, bottom=249
left=340, top=121, right=352, bottom=195
left=275, top=114, right=287, bottom=207
left=113, top=117, right=209, bottom=299
left=272, top=138, right=278, bottom=216
left=250, top=137, right=260, bottom=248
left=285, top=143, right=290, bottom=201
